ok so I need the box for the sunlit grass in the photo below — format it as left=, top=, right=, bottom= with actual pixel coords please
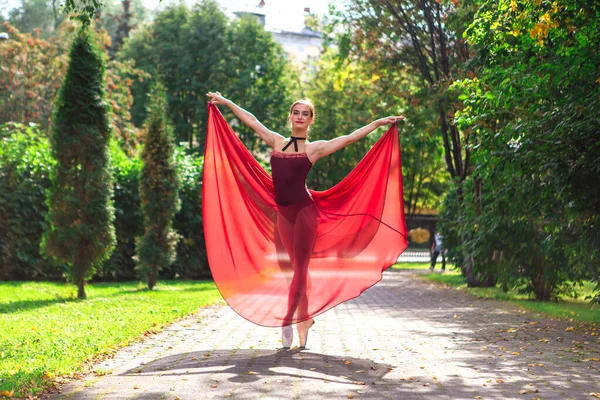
left=0, top=280, right=223, bottom=398
left=420, top=271, right=600, bottom=324
left=391, top=262, right=456, bottom=271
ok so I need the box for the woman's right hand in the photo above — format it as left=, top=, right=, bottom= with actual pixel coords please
left=206, top=91, right=229, bottom=105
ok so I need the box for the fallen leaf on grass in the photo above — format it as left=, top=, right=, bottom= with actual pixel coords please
left=538, top=338, right=550, bottom=343
left=565, top=326, right=575, bottom=332
left=0, top=390, right=14, bottom=398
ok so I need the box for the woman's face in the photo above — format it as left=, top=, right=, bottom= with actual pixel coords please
left=289, top=104, right=313, bottom=130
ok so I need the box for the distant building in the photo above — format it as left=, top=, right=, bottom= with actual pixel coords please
left=270, top=26, right=322, bottom=65
left=232, top=2, right=323, bottom=66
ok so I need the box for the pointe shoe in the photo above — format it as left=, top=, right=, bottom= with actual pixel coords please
left=297, top=319, right=315, bottom=349
left=282, top=325, right=293, bottom=349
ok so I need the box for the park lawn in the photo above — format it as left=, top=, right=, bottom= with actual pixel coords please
left=391, top=262, right=455, bottom=270
left=0, top=280, right=223, bottom=398
left=422, top=269, right=600, bottom=325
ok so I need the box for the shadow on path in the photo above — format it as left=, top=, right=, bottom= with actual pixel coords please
left=122, top=349, right=393, bottom=385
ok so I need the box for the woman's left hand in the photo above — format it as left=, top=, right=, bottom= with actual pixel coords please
left=378, top=115, right=405, bottom=126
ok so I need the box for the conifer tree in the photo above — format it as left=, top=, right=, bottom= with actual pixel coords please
left=42, top=26, right=116, bottom=299
left=136, top=77, right=180, bottom=289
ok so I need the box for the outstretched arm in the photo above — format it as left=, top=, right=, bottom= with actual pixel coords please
left=309, top=115, right=404, bottom=162
left=207, top=92, right=284, bottom=148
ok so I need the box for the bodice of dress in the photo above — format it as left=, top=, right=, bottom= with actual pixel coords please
left=270, top=151, right=313, bottom=206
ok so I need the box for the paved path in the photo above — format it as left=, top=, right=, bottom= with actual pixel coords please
left=49, top=270, right=599, bottom=400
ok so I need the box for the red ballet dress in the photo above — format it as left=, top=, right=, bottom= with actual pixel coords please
left=202, top=104, right=408, bottom=327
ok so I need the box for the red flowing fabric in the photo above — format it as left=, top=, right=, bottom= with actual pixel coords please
left=202, top=104, right=408, bottom=327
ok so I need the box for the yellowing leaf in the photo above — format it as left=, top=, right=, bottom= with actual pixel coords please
left=565, top=326, right=575, bottom=332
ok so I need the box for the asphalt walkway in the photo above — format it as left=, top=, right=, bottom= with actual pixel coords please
left=49, top=270, right=600, bottom=400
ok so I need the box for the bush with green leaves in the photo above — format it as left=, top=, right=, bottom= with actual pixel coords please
left=0, top=122, right=62, bottom=280
left=439, top=0, right=600, bottom=301
left=1, top=129, right=209, bottom=281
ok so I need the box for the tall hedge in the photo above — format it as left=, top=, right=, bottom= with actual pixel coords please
left=41, top=26, right=116, bottom=299
left=135, top=79, right=181, bottom=289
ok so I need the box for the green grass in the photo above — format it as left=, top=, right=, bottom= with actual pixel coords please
left=0, top=280, right=223, bottom=398
left=391, top=262, right=456, bottom=271
left=420, top=269, right=600, bottom=325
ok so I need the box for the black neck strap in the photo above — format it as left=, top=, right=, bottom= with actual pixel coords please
left=281, top=136, right=306, bottom=152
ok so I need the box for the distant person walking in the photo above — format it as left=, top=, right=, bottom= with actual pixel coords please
left=430, top=232, right=446, bottom=272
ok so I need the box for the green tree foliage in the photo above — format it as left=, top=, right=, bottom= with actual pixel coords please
left=41, top=26, right=116, bottom=299
left=6, top=0, right=64, bottom=36
left=303, top=48, right=397, bottom=189
left=135, top=78, right=181, bottom=290
left=119, top=1, right=298, bottom=152
left=0, top=123, right=60, bottom=280
left=119, top=2, right=229, bottom=146
left=338, top=0, right=494, bottom=285
left=443, top=0, right=600, bottom=300
left=341, top=0, right=471, bottom=182
left=225, top=15, right=299, bottom=152
left=305, top=35, right=449, bottom=212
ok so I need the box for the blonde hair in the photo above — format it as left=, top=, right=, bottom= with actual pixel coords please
left=289, top=99, right=316, bottom=119
left=288, top=99, right=316, bottom=134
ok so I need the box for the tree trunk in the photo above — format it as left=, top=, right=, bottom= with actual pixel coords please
left=530, top=260, right=554, bottom=301
left=77, top=275, right=86, bottom=299
left=148, top=268, right=158, bottom=290
left=455, top=183, right=494, bottom=287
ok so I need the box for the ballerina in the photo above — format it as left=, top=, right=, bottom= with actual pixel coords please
left=203, top=91, right=407, bottom=349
